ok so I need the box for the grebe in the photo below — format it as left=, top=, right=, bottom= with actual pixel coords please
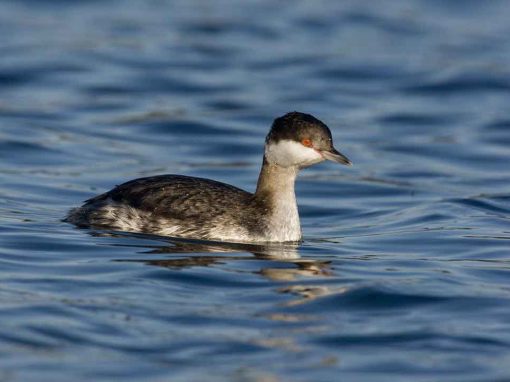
left=65, top=112, right=351, bottom=242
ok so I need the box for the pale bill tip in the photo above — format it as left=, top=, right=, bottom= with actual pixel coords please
left=321, top=148, right=352, bottom=166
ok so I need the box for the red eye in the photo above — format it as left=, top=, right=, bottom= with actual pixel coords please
left=301, top=138, right=312, bottom=147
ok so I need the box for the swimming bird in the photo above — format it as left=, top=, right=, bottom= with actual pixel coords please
left=65, top=112, right=351, bottom=242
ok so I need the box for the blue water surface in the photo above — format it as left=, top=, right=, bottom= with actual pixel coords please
left=1, top=1, right=510, bottom=381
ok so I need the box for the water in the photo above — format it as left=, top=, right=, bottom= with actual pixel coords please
left=1, top=0, right=510, bottom=380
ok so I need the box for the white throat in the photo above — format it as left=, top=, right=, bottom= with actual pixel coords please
left=265, top=140, right=324, bottom=168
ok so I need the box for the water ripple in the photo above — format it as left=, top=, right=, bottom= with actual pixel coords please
left=2, top=0, right=510, bottom=381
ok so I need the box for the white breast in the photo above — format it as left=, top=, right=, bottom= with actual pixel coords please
left=265, top=187, right=302, bottom=242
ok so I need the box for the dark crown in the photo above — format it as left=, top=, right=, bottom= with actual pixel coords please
left=266, top=111, right=332, bottom=144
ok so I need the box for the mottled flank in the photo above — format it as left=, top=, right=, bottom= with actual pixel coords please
left=66, top=175, right=271, bottom=242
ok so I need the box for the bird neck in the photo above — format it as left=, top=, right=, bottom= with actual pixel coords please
left=255, top=157, right=298, bottom=199
left=255, top=158, right=301, bottom=241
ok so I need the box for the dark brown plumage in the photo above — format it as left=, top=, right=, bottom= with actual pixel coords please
left=66, top=175, right=270, bottom=239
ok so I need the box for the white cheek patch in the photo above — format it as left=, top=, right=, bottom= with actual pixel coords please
left=265, top=140, right=324, bottom=167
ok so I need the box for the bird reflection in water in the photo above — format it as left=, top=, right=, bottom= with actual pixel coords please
left=96, top=231, right=344, bottom=308
left=108, top=233, right=328, bottom=276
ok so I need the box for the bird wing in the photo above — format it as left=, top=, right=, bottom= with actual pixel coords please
left=85, top=174, right=253, bottom=221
